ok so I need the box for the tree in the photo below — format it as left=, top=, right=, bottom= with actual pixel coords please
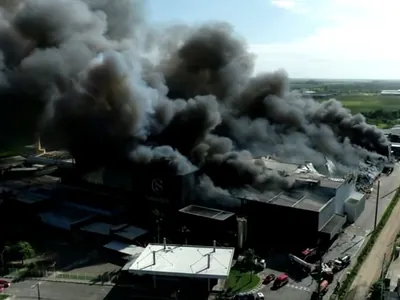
left=17, top=241, right=35, bottom=263
left=242, top=249, right=256, bottom=273
left=180, top=226, right=190, bottom=245
left=370, top=279, right=384, bottom=300
left=5, top=241, right=35, bottom=264
left=152, top=209, right=164, bottom=243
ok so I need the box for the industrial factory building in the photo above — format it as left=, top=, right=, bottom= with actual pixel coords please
left=200, top=157, right=366, bottom=249
left=381, top=89, right=400, bottom=95
left=2, top=142, right=368, bottom=251
left=128, top=241, right=234, bottom=294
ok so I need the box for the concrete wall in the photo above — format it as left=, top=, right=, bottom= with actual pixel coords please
left=318, top=199, right=335, bottom=230
left=344, top=197, right=366, bottom=223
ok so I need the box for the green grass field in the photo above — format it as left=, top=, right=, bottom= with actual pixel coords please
left=336, top=95, right=400, bottom=113
left=0, top=295, right=10, bottom=300
left=225, top=269, right=261, bottom=294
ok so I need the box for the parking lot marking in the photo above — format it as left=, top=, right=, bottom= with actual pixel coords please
left=287, top=284, right=311, bottom=292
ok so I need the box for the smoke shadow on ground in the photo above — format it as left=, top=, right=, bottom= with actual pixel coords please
left=265, top=253, right=290, bottom=273
left=265, top=253, right=309, bottom=282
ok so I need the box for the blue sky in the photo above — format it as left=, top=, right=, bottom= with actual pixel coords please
left=147, top=0, right=400, bottom=80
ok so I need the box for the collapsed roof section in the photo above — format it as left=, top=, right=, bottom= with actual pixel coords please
left=254, top=156, right=348, bottom=187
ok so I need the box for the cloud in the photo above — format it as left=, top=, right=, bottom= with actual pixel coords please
left=254, top=0, right=400, bottom=79
left=270, top=0, right=308, bottom=13
left=271, top=0, right=297, bottom=9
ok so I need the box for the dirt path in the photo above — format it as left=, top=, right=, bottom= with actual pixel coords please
left=346, top=194, right=400, bottom=300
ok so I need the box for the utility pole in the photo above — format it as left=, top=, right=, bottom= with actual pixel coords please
left=374, top=180, right=381, bottom=231
left=381, top=253, right=386, bottom=300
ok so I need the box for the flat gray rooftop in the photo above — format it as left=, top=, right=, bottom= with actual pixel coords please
left=268, top=190, right=304, bottom=207
left=129, top=243, right=234, bottom=279
left=16, top=190, right=52, bottom=204
left=104, top=241, right=144, bottom=258
left=114, top=225, right=148, bottom=241
left=40, top=202, right=96, bottom=230
left=81, top=222, right=115, bottom=236
left=179, top=205, right=235, bottom=221
left=0, top=156, right=25, bottom=169
left=38, top=151, right=72, bottom=160
left=294, top=195, right=329, bottom=211
left=268, top=190, right=332, bottom=212
left=235, top=188, right=333, bottom=212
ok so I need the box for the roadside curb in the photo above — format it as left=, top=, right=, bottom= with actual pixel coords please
left=12, top=276, right=115, bottom=286
left=237, top=275, right=263, bottom=295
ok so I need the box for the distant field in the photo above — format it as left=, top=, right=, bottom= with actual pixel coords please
left=336, top=95, right=400, bottom=112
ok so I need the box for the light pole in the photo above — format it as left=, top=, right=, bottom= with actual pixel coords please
left=156, top=218, right=162, bottom=243
left=31, top=282, right=41, bottom=300
left=374, top=182, right=400, bottom=231
left=374, top=180, right=381, bottom=231
left=51, top=262, right=56, bottom=277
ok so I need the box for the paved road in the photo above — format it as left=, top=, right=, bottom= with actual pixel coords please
left=257, top=276, right=313, bottom=300
left=355, top=163, right=400, bottom=231
left=347, top=171, right=400, bottom=300
left=258, top=260, right=315, bottom=300
left=6, top=280, right=113, bottom=300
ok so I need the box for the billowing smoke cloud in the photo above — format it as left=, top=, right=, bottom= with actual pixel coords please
left=0, top=0, right=389, bottom=195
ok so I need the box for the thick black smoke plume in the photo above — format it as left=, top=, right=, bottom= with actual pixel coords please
left=0, top=0, right=389, bottom=194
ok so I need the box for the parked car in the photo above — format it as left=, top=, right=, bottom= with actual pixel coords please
left=0, top=279, right=10, bottom=288
left=263, top=274, right=276, bottom=284
left=273, top=274, right=289, bottom=289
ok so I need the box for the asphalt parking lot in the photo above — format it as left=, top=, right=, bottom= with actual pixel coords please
left=257, top=270, right=314, bottom=300
left=255, top=252, right=316, bottom=300
left=251, top=226, right=368, bottom=300
left=6, top=280, right=113, bottom=300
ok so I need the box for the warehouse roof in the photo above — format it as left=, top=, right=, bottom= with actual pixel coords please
left=104, top=241, right=144, bottom=258
left=179, top=205, right=235, bottom=221
left=129, top=243, right=234, bottom=279
left=268, top=190, right=333, bottom=212
left=114, top=225, right=148, bottom=241
left=256, top=157, right=300, bottom=174
left=26, top=151, right=75, bottom=168
left=293, top=173, right=344, bottom=189
left=233, top=187, right=333, bottom=212
left=254, top=156, right=346, bottom=190
left=81, top=222, right=116, bottom=236
left=0, top=156, right=25, bottom=170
